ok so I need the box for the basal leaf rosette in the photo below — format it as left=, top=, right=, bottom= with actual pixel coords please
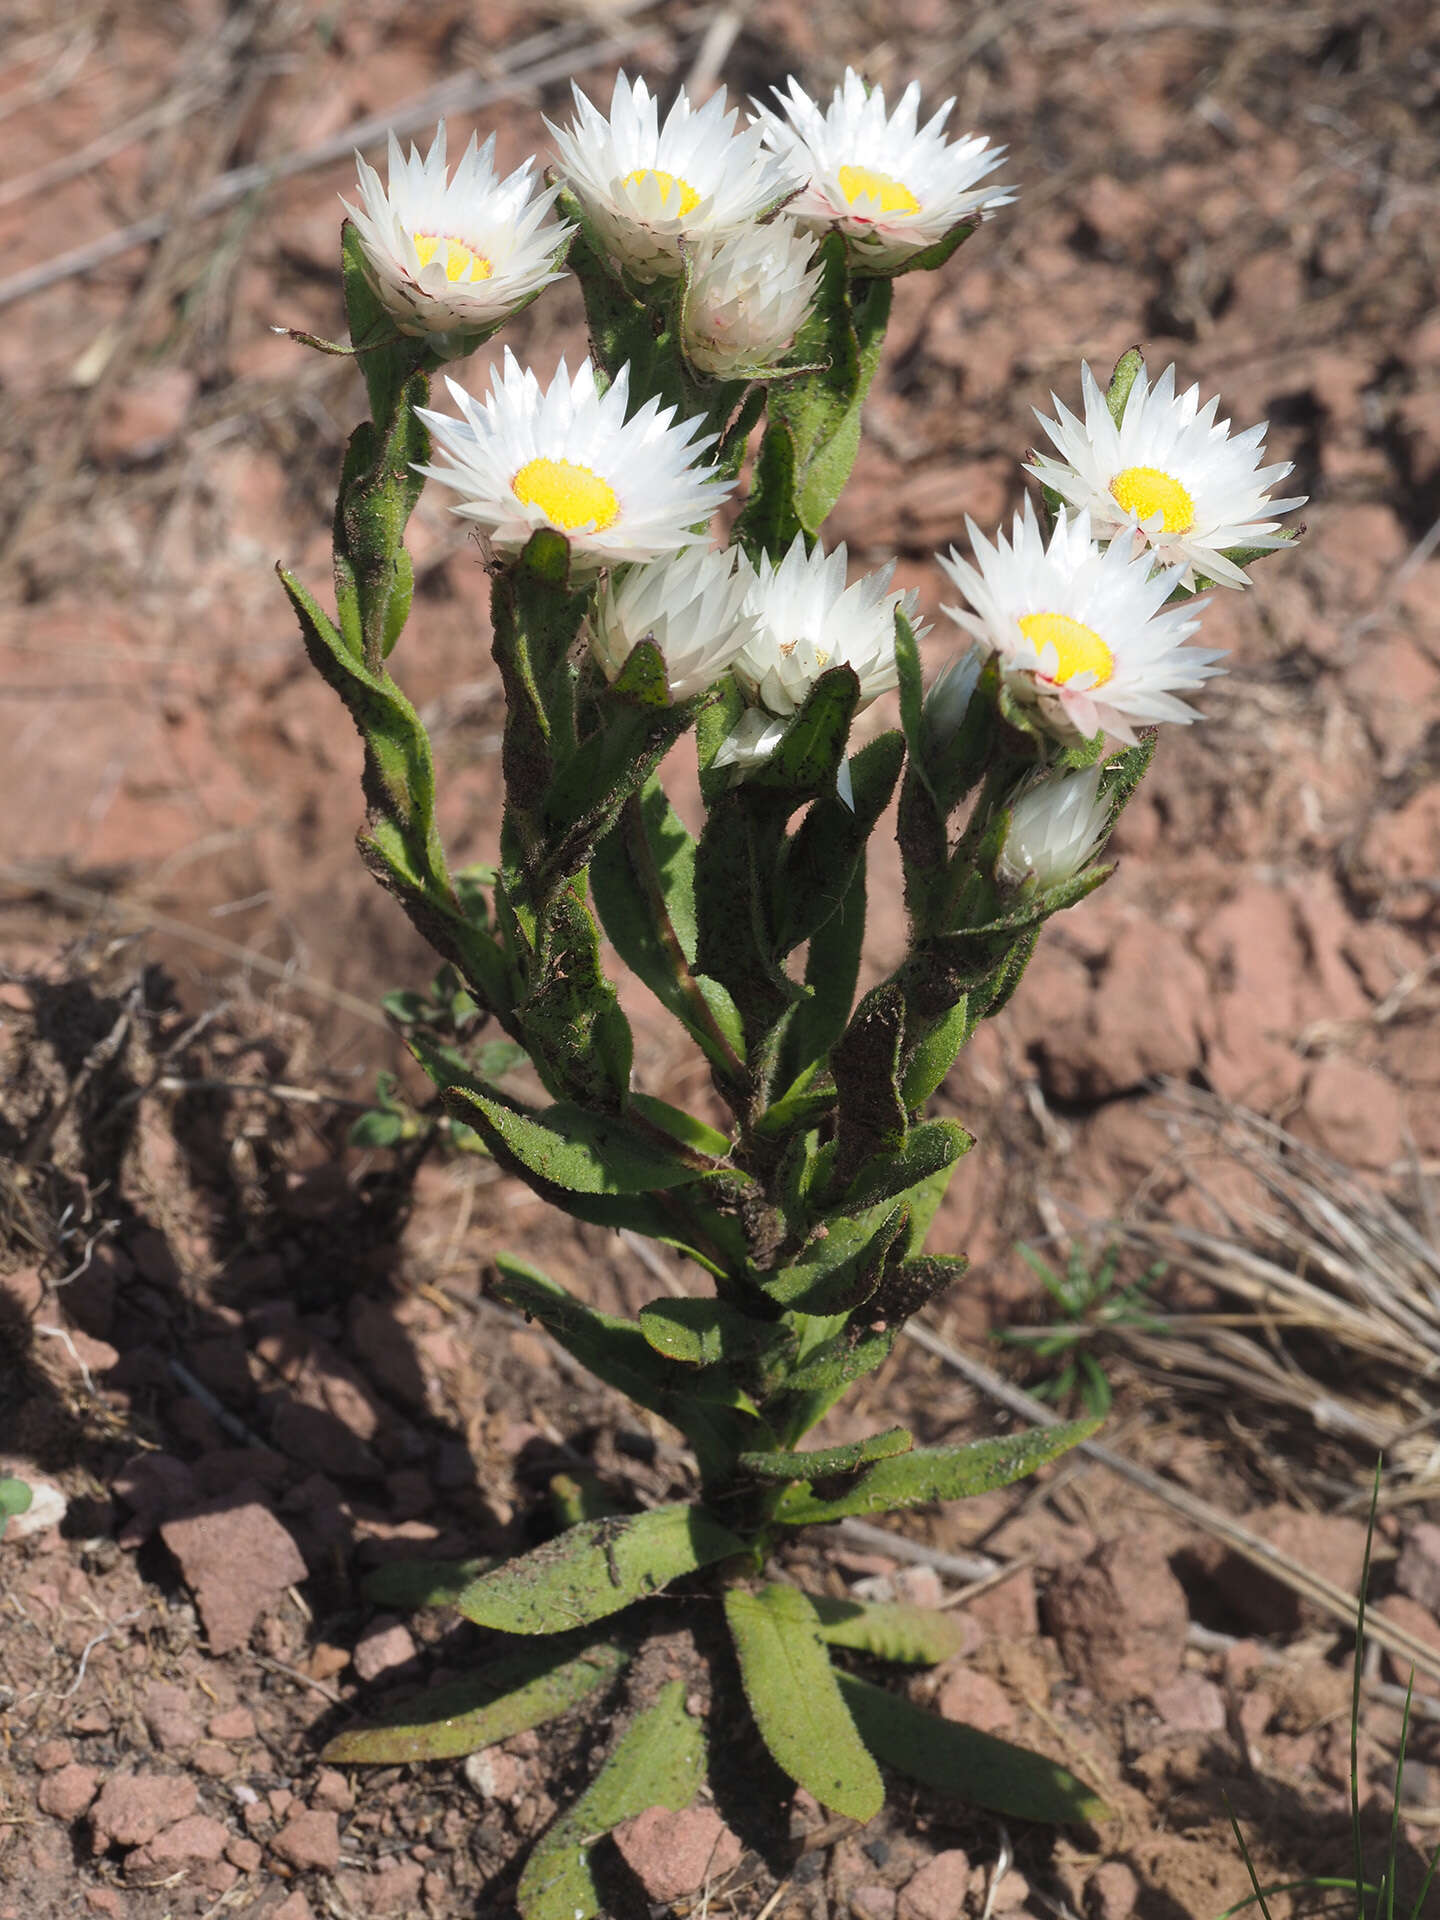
left=548, top=72, right=801, bottom=284
left=1028, top=358, right=1308, bottom=589
left=342, top=123, right=572, bottom=347
left=937, top=500, right=1225, bottom=747
left=714, top=534, right=919, bottom=772
left=751, top=67, right=1012, bottom=274
left=590, top=546, right=760, bottom=701
left=681, top=218, right=824, bottom=378
left=415, top=351, right=734, bottom=574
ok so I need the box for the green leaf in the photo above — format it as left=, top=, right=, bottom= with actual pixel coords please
left=840, top=1119, right=973, bottom=1211
left=590, top=781, right=747, bottom=1078
left=347, top=1107, right=412, bottom=1148
left=780, top=1324, right=898, bottom=1401
left=775, top=731, right=902, bottom=955
left=830, top=982, right=908, bottom=1190
left=724, top=1585, right=884, bottom=1821
left=883, top=218, right=978, bottom=279
left=899, top=997, right=971, bottom=1108
left=866, top=1252, right=968, bottom=1328
left=1105, top=347, right=1145, bottom=426
left=751, top=667, right=861, bottom=799
left=759, top=1205, right=907, bottom=1314
left=811, top=1596, right=974, bottom=1666
left=492, top=1254, right=707, bottom=1427
left=322, top=1638, right=627, bottom=1765
left=445, top=1086, right=702, bottom=1196
left=693, top=790, right=802, bottom=1040
left=0, top=1477, right=32, bottom=1539
left=736, top=235, right=892, bottom=549
left=279, top=567, right=517, bottom=1024
left=738, top=1427, right=912, bottom=1484
left=517, top=1680, right=706, bottom=1920
left=838, top=1673, right=1106, bottom=1823
left=778, top=852, right=867, bottom=1090
left=457, top=1505, right=745, bottom=1636
left=628, top=1092, right=730, bottom=1160
left=550, top=1473, right=628, bottom=1527
left=341, top=218, right=417, bottom=419
left=362, top=1557, right=496, bottom=1609
left=638, top=1297, right=768, bottom=1368
left=773, top=1422, right=1100, bottom=1525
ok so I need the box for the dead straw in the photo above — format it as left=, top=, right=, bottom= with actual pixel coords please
left=1110, top=1083, right=1440, bottom=1476
left=901, top=1320, right=1440, bottom=1687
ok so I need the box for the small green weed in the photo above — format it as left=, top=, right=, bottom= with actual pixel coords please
left=1000, top=1239, right=1166, bottom=1416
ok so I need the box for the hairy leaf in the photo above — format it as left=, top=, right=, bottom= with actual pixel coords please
left=724, top=1585, right=884, bottom=1821
left=840, top=1119, right=973, bottom=1211
left=492, top=1256, right=759, bottom=1468
left=363, top=1557, right=496, bottom=1610
left=773, top=1422, right=1100, bottom=1524
left=738, top=1427, right=912, bottom=1483
left=811, top=1597, right=974, bottom=1666
left=456, top=1504, right=745, bottom=1635
left=1105, top=346, right=1145, bottom=425
left=446, top=1087, right=703, bottom=1196
left=759, top=1205, right=906, bottom=1314
left=323, top=1638, right=627, bottom=1765
left=839, top=1673, right=1106, bottom=1823
left=638, top=1297, right=773, bottom=1368
left=517, top=1680, right=706, bottom=1920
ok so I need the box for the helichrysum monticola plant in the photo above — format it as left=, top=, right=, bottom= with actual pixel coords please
left=280, top=64, right=1302, bottom=1917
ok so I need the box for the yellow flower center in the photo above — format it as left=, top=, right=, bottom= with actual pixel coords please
left=412, top=232, right=493, bottom=283
left=621, top=167, right=701, bottom=215
left=1017, top=611, right=1114, bottom=687
left=511, top=457, right=620, bottom=532
left=1109, top=464, right=1194, bottom=533
left=837, top=164, right=920, bottom=215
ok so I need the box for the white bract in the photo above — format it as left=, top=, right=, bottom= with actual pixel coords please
left=342, top=123, right=571, bottom=342
left=682, top=219, right=823, bottom=377
left=751, top=67, right=1011, bottom=273
left=999, top=765, right=1112, bottom=890
left=715, top=535, right=916, bottom=769
left=937, top=499, right=1224, bottom=746
left=548, top=72, right=799, bottom=283
left=415, top=350, right=732, bottom=574
left=590, top=547, right=760, bottom=700
left=1028, top=359, right=1307, bottom=588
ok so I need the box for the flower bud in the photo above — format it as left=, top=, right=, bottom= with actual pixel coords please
left=682, top=220, right=822, bottom=377
left=590, top=547, right=758, bottom=700
left=998, top=764, right=1111, bottom=890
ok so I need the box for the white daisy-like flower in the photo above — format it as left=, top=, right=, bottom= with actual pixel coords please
left=414, top=350, right=733, bottom=574
left=681, top=218, right=822, bottom=378
left=714, top=535, right=918, bottom=769
left=590, top=546, right=759, bottom=700
left=750, top=68, right=1011, bottom=274
left=998, top=765, right=1111, bottom=890
left=547, top=72, right=800, bottom=283
left=341, top=123, right=571, bottom=343
left=1027, top=359, right=1307, bottom=589
left=937, top=499, right=1225, bottom=746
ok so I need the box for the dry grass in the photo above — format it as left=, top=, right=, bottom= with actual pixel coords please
left=1114, top=1082, right=1440, bottom=1497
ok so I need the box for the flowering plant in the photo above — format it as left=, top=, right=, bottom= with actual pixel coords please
left=280, top=65, right=1300, bottom=1914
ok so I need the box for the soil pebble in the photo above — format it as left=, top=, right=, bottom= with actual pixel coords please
left=611, top=1804, right=743, bottom=1903
left=160, top=1493, right=307, bottom=1653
